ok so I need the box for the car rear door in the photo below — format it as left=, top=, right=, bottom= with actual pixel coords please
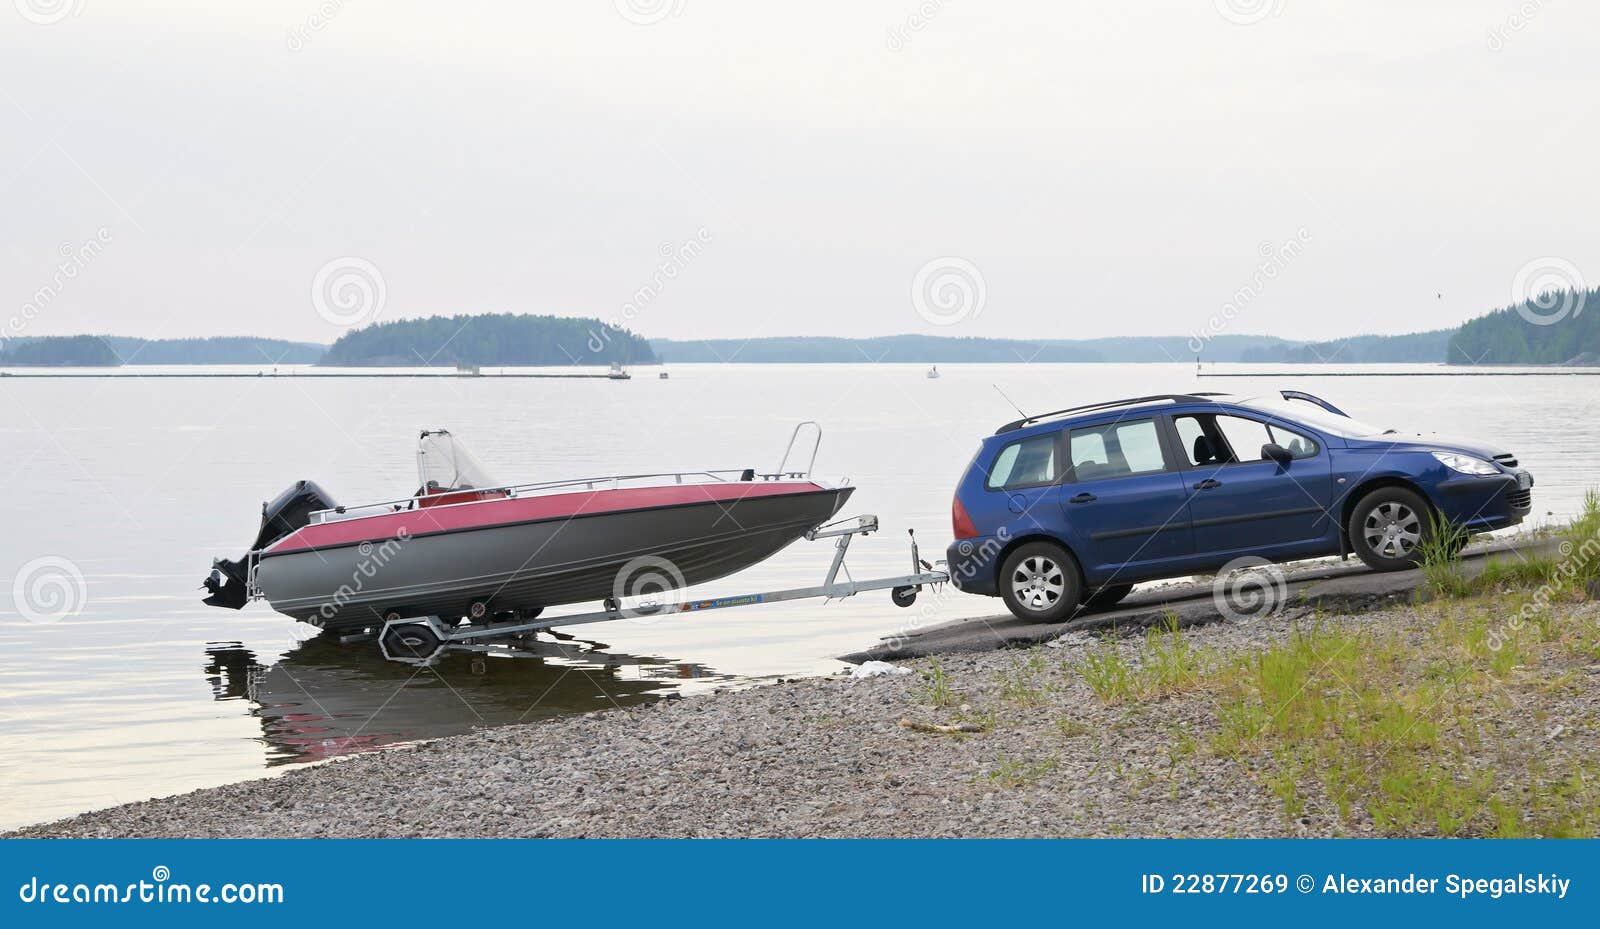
left=1170, top=411, right=1335, bottom=553
left=1055, top=414, right=1195, bottom=581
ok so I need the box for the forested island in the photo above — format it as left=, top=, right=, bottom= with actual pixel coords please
left=1447, top=288, right=1600, bottom=365
left=649, top=332, right=1452, bottom=364
left=5, top=289, right=1597, bottom=368
left=319, top=313, right=655, bottom=366
left=1238, top=330, right=1455, bottom=365
left=0, top=336, right=323, bottom=366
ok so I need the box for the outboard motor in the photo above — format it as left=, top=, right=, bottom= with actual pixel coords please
left=202, top=480, right=339, bottom=610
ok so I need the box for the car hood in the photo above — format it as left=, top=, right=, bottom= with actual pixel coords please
left=1347, top=432, right=1512, bottom=463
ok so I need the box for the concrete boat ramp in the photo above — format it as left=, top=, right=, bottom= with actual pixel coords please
left=841, top=536, right=1563, bottom=664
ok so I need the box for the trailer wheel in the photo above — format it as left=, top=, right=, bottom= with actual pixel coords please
left=381, top=622, right=442, bottom=660
left=466, top=599, right=490, bottom=623
left=891, top=585, right=918, bottom=608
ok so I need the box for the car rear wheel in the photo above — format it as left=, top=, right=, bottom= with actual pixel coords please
left=1349, top=486, right=1435, bottom=571
left=999, top=542, right=1083, bottom=624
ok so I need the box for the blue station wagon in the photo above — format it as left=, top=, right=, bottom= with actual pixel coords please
left=946, top=391, right=1534, bottom=623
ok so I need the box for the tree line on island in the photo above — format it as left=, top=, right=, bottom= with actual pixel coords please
left=3, top=290, right=1596, bottom=367
left=318, top=313, right=656, bottom=367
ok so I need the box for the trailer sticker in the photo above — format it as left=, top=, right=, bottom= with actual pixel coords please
left=681, top=594, right=766, bottom=611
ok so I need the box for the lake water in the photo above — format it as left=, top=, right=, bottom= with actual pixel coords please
left=1, top=362, right=1596, bottom=830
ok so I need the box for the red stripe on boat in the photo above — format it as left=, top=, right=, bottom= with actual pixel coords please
left=266, top=481, right=829, bottom=555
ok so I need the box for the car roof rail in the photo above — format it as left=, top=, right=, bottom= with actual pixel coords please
left=995, top=393, right=1228, bottom=434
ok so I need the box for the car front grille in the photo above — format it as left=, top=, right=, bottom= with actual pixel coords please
left=1494, top=453, right=1518, bottom=469
left=1508, top=488, right=1532, bottom=511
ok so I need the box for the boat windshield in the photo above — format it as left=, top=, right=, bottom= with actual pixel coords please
left=417, top=430, right=500, bottom=492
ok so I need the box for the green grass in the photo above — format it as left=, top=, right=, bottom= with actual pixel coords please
left=983, top=753, right=1058, bottom=788
left=1201, top=595, right=1600, bottom=835
left=998, top=651, right=1053, bottom=705
left=920, top=658, right=960, bottom=708
left=1076, top=614, right=1214, bottom=705
left=1418, top=514, right=1473, bottom=598
left=1417, top=489, right=1600, bottom=602
left=1055, top=491, right=1600, bottom=835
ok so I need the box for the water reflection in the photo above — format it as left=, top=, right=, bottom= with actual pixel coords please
left=204, top=633, right=729, bottom=765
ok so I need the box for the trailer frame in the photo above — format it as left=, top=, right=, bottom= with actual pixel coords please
left=377, top=514, right=948, bottom=665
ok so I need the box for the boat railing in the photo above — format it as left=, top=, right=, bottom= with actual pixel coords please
left=774, top=421, right=821, bottom=479
left=308, top=467, right=814, bottom=524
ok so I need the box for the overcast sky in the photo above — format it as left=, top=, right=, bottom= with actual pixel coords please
left=3, top=1, right=1597, bottom=346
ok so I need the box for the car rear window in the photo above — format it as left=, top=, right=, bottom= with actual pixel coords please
left=1068, top=418, right=1166, bottom=481
left=986, top=433, right=1059, bottom=489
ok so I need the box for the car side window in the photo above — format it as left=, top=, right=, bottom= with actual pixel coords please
left=1068, top=418, right=1166, bottom=481
left=986, top=432, right=1059, bottom=489
left=1266, top=422, right=1318, bottom=459
left=1214, top=415, right=1275, bottom=463
left=1177, top=413, right=1320, bottom=465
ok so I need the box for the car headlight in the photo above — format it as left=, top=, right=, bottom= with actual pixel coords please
left=1431, top=451, right=1499, bottom=476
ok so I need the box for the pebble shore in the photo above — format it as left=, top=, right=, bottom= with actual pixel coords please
left=13, top=608, right=1451, bottom=839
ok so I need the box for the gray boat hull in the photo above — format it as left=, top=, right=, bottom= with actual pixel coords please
left=255, top=486, right=853, bottom=630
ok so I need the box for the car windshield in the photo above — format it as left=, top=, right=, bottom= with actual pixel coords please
left=1233, top=398, right=1388, bottom=438
left=417, top=430, right=499, bottom=492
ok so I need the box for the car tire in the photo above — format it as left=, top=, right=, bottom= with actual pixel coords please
left=999, top=541, right=1084, bottom=624
left=1081, top=583, right=1134, bottom=611
left=1348, top=486, right=1436, bottom=571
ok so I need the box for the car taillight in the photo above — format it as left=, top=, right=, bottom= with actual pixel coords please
left=952, top=495, right=978, bottom=540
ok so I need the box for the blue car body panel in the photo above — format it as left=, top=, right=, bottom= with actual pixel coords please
left=946, top=394, right=1533, bottom=597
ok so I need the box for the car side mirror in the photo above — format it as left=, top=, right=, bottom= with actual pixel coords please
left=1261, top=443, right=1293, bottom=465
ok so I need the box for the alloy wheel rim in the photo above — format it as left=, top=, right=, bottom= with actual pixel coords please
left=1363, top=501, right=1422, bottom=558
left=1010, top=555, right=1065, bottom=611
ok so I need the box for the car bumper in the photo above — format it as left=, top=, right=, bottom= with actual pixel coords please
left=1435, top=469, right=1533, bottom=531
left=946, top=536, right=1006, bottom=596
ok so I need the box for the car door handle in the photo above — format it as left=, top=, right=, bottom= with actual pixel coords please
left=1068, top=492, right=1097, bottom=504
left=1193, top=479, right=1221, bottom=491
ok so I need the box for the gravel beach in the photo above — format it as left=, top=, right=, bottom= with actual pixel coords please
left=23, top=596, right=1595, bottom=839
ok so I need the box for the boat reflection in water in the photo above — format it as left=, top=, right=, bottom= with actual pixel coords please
left=203, top=634, right=728, bottom=765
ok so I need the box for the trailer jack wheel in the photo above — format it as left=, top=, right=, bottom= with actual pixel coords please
left=891, top=585, right=918, bottom=608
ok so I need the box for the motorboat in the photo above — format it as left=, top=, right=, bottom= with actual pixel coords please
left=202, top=426, right=853, bottom=634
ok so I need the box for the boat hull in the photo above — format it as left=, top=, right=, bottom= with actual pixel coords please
left=255, top=485, right=853, bottom=629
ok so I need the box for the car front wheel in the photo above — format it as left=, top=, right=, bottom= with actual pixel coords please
left=999, top=542, right=1084, bottom=624
left=1348, top=486, right=1436, bottom=571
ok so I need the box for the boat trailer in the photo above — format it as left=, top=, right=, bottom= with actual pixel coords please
left=374, top=514, right=948, bottom=665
